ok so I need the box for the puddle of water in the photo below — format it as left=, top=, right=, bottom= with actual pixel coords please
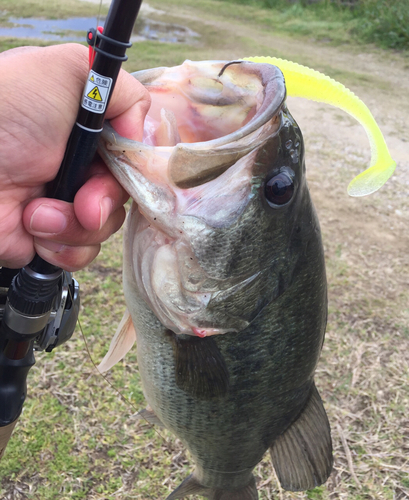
left=0, top=17, right=99, bottom=42
left=133, top=18, right=199, bottom=44
left=0, top=16, right=199, bottom=44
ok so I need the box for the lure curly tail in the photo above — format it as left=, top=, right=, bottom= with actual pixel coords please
left=244, top=56, right=396, bottom=197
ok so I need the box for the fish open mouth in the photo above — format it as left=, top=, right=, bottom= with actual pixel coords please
left=140, top=60, right=272, bottom=145
left=102, top=60, right=286, bottom=188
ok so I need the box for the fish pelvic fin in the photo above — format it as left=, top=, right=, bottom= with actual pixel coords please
left=169, top=332, right=229, bottom=400
left=270, top=382, right=333, bottom=491
left=166, top=472, right=258, bottom=500
left=97, top=309, right=136, bottom=373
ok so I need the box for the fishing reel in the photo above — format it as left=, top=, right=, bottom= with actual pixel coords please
left=0, top=267, right=80, bottom=353
left=35, top=272, right=80, bottom=352
left=0, top=265, right=80, bottom=459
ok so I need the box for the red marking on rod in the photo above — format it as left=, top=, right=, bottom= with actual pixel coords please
left=89, top=26, right=104, bottom=69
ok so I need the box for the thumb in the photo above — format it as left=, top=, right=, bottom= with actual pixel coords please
left=106, top=68, right=151, bottom=141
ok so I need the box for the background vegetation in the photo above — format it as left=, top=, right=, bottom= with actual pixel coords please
left=216, top=0, right=409, bottom=50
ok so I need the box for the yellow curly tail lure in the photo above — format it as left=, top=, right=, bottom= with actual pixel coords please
left=244, top=56, right=396, bottom=197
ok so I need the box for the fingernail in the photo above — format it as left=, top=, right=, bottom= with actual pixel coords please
left=35, top=238, right=66, bottom=254
left=30, top=205, right=67, bottom=233
left=100, top=197, right=113, bottom=230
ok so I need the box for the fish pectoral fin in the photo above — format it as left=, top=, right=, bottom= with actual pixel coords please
left=97, top=309, right=136, bottom=373
left=135, top=407, right=165, bottom=427
left=269, top=383, right=333, bottom=491
left=169, top=332, right=229, bottom=400
left=166, top=472, right=258, bottom=500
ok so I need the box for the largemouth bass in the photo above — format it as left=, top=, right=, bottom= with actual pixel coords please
left=98, top=60, right=332, bottom=499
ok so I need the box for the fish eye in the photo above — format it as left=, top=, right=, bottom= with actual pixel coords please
left=265, top=172, right=294, bottom=207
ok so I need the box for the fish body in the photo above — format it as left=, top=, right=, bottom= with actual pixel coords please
left=98, top=60, right=333, bottom=499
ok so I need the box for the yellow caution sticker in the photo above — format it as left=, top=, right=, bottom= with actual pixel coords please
left=82, top=70, right=112, bottom=114
left=87, top=86, right=103, bottom=101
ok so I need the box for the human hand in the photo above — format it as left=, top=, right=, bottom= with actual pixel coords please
left=0, top=44, right=150, bottom=271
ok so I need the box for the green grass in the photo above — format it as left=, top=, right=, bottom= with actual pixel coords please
left=353, top=0, right=409, bottom=50
left=215, top=0, right=409, bottom=50
left=306, top=486, right=325, bottom=499
left=0, top=0, right=108, bottom=21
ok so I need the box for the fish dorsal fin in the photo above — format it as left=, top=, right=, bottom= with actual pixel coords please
left=269, top=383, right=333, bottom=491
left=156, top=108, right=181, bottom=147
left=97, top=309, right=136, bottom=373
left=244, top=56, right=396, bottom=196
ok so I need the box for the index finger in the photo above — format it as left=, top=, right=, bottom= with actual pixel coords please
left=107, top=68, right=151, bottom=141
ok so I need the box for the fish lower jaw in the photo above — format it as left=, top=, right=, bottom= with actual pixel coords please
left=138, top=210, right=179, bottom=240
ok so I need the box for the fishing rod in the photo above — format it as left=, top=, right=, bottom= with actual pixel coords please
left=0, top=0, right=144, bottom=460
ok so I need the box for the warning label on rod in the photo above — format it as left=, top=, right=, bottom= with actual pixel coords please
left=81, top=70, right=112, bottom=114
